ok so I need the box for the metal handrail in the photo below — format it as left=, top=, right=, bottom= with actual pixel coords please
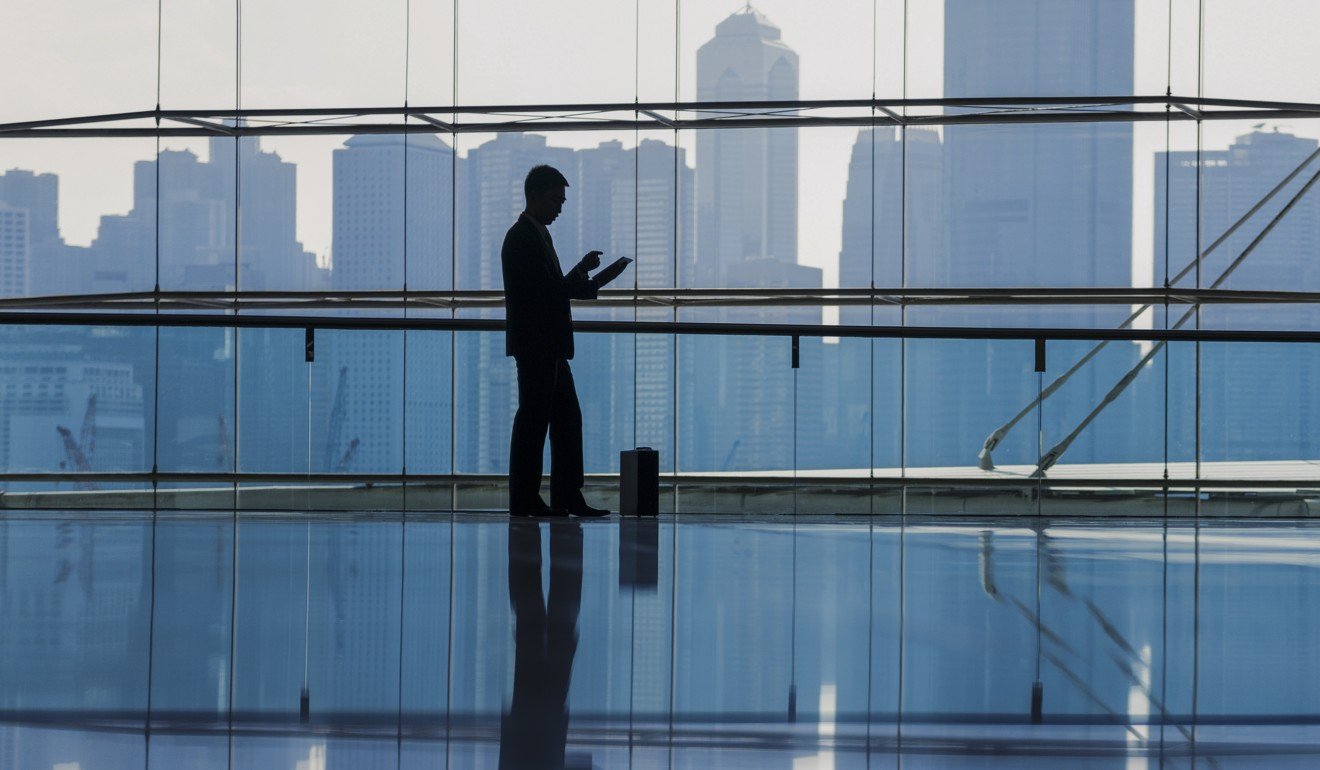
left=0, top=311, right=1314, bottom=344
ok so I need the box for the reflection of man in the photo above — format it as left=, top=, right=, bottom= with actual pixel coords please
left=502, top=165, right=629, bottom=517
left=499, top=519, right=585, bottom=770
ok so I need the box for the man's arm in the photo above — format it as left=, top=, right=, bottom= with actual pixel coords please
left=503, top=226, right=598, bottom=301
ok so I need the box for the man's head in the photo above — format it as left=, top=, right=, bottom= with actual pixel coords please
left=524, top=164, right=569, bottom=225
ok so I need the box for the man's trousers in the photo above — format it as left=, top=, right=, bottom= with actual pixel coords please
left=508, top=357, right=585, bottom=509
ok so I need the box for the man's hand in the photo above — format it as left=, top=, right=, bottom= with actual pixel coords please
left=593, top=256, right=631, bottom=288
left=576, top=250, right=603, bottom=272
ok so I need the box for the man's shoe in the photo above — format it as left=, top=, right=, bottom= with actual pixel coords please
left=554, top=501, right=610, bottom=518
left=509, top=498, right=563, bottom=517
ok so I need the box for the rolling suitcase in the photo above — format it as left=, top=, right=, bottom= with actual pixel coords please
left=620, top=447, right=659, bottom=516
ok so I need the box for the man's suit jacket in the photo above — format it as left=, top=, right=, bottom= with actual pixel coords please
left=501, top=213, right=598, bottom=360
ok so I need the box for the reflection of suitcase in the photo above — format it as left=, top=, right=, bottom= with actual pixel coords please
left=620, top=447, right=659, bottom=516
left=619, top=517, right=659, bottom=589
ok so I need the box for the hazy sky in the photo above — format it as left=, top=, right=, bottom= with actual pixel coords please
left=4, top=0, right=1320, bottom=290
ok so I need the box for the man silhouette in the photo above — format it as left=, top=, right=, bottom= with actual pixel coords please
left=498, top=518, right=587, bottom=769
left=502, top=165, right=629, bottom=517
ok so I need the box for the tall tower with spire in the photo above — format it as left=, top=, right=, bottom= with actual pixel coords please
left=693, top=5, right=800, bottom=286
left=686, top=7, right=822, bottom=473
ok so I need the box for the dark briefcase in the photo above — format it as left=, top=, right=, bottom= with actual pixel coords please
left=620, top=447, right=659, bottom=516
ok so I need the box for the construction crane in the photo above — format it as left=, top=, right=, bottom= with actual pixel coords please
left=54, top=393, right=97, bottom=600
left=56, top=393, right=97, bottom=491
left=217, top=414, right=230, bottom=470
left=335, top=438, right=360, bottom=473
left=322, top=366, right=362, bottom=473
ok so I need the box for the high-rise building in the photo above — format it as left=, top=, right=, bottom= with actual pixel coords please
left=634, top=140, right=694, bottom=466
left=833, top=128, right=944, bottom=471
left=327, top=134, right=455, bottom=473
left=687, top=7, right=816, bottom=472
left=0, top=205, right=28, bottom=298
left=694, top=5, right=798, bottom=284
left=1157, top=129, right=1320, bottom=463
left=0, top=169, right=57, bottom=245
left=87, top=138, right=327, bottom=475
left=0, top=168, right=77, bottom=297
left=571, top=140, right=635, bottom=473
left=938, top=0, right=1134, bottom=296
left=572, top=139, right=695, bottom=471
left=903, top=0, right=1138, bottom=469
left=84, top=137, right=324, bottom=294
left=150, top=146, right=235, bottom=290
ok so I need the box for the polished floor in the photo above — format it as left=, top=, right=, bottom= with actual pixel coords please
left=3, top=511, right=1320, bottom=768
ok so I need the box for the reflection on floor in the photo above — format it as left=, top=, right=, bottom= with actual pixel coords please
left=3, top=511, right=1320, bottom=768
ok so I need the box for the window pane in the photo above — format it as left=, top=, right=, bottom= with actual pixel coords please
left=0, top=326, right=153, bottom=476
left=1203, top=0, right=1320, bottom=103
left=237, top=328, right=309, bottom=474
left=405, top=330, right=453, bottom=475
left=904, top=339, right=1037, bottom=474
left=905, top=1, right=1154, bottom=100
left=235, top=136, right=331, bottom=293
left=0, top=3, right=157, bottom=123
left=1041, top=335, right=1172, bottom=480
left=456, top=0, right=635, bottom=104
left=454, top=327, right=511, bottom=475
left=678, top=332, right=793, bottom=474
left=1198, top=342, right=1320, bottom=480
left=159, top=327, right=235, bottom=473
left=161, top=0, right=237, bottom=109
left=312, top=330, right=404, bottom=475
left=240, top=0, right=406, bottom=108
left=1, top=139, right=157, bottom=297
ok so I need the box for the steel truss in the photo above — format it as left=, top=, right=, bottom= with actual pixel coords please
left=4, top=95, right=1320, bottom=138
left=1, top=287, right=1319, bottom=314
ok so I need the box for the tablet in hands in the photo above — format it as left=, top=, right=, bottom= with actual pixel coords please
left=594, top=256, right=632, bottom=287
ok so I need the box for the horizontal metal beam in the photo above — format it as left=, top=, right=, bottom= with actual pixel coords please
left=5, top=95, right=1320, bottom=138
left=2, top=286, right=1320, bottom=312
left=10, top=110, right=1318, bottom=138
left=0, top=471, right=1315, bottom=490
left=0, top=310, right=1317, bottom=344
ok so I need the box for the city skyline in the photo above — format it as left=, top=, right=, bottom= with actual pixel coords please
left=9, top=0, right=1319, bottom=295
left=1, top=4, right=1319, bottom=476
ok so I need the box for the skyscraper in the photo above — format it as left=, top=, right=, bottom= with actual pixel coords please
left=0, top=168, right=79, bottom=297
left=327, top=134, right=455, bottom=474
left=694, top=5, right=799, bottom=284
left=687, top=7, right=818, bottom=472
left=1157, top=129, right=1320, bottom=463
left=0, top=205, right=28, bottom=298
left=938, top=0, right=1134, bottom=297
left=81, top=137, right=323, bottom=295
left=0, top=169, right=57, bottom=245
left=834, top=128, right=944, bottom=471
left=903, top=0, right=1138, bottom=470
left=571, top=138, right=695, bottom=472
left=634, top=139, right=694, bottom=466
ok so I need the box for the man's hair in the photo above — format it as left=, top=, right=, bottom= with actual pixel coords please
left=524, top=164, right=569, bottom=200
